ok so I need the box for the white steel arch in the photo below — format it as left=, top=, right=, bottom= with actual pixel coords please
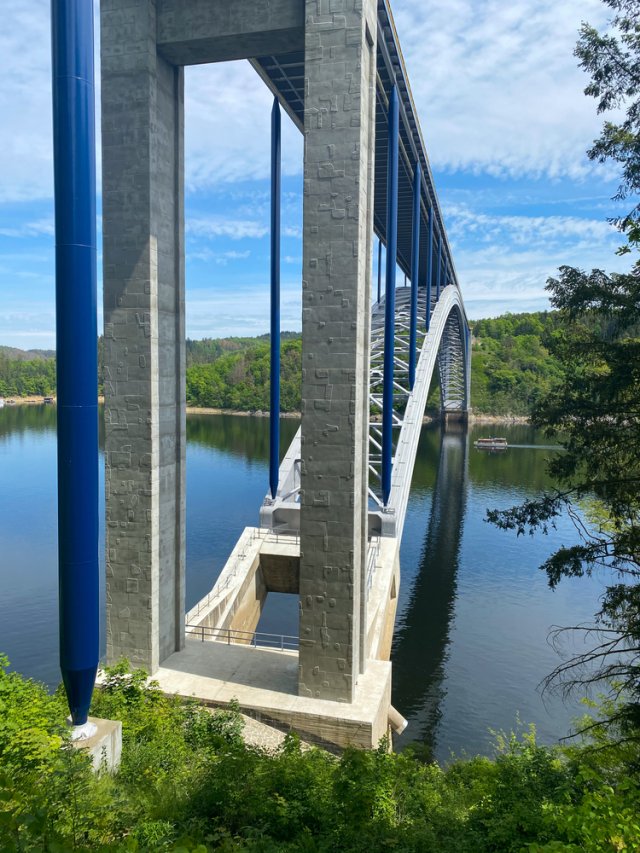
left=372, top=284, right=470, bottom=540
left=260, top=283, right=470, bottom=542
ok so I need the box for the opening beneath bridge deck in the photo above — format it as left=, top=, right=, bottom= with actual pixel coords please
left=182, top=61, right=304, bottom=639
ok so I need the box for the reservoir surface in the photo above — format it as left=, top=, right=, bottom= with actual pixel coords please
left=0, top=406, right=604, bottom=760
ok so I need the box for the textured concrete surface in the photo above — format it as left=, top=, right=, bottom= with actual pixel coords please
left=101, top=0, right=381, bottom=713
left=72, top=717, right=122, bottom=773
left=299, top=0, right=377, bottom=703
left=101, top=0, right=186, bottom=673
left=155, top=640, right=391, bottom=749
left=157, top=0, right=303, bottom=65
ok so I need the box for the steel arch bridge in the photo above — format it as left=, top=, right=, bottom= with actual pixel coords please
left=51, top=0, right=473, bottom=745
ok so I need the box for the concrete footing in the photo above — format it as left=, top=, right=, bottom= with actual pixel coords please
left=71, top=717, right=122, bottom=772
left=153, top=641, right=391, bottom=750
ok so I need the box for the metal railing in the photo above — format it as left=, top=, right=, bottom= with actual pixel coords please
left=186, top=622, right=299, bottom=652
left=187, top=528, right=300, bottom=622
left=366, top=536, right=381, bottom=592
left=261, top=529, right=300, bottom=545
left=186, top=528, right=264, bottom=621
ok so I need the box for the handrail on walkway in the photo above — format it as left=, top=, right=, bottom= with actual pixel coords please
left=186, top=622, right=299, bottom=652
left=187, top=528, right=300, bottom=621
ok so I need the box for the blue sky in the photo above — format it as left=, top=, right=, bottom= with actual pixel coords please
left=0, top=0, right=630, bottom=349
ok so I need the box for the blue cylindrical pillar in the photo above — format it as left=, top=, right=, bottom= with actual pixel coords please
left=426, top=205, right=433, bottom=331
left=436, top=231, right=442, bottom=301
left=409, top=162, right=421, bottom=390
left=51, top=0, right=99, bottom=726
left=377, top=238, right=382, bottom=304
left=382, top=86, right=399, bottom=506
left=270, top=98, right=281, bottom=499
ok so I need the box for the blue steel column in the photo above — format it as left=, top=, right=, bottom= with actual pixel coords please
left=408, top=162, right=421, bottom=390
left=436, top=231, right=442, bottom=301
left=426, top=205, right=433, bottom=331
left=269, top=98, right=281, bottom=499
left=377, top=238, right=382, bottom=304
left=51, top=0, right=98, bottom=725
left=382, top=85, right=399, bottom=506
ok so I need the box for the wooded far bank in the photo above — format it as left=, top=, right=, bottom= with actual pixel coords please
left=0, top=310, right=564, bottom=417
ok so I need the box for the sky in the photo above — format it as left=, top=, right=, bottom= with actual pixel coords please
left=0, top=0, right=630, bottom=350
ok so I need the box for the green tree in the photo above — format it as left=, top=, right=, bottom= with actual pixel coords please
left=489, top=0, right=640, bottom=738
left=576, top=0, right=640, bottom=249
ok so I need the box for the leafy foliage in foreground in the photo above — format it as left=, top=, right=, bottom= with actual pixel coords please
left=2, top=657, right=640, bottom=852
left=488, top=0, right=640, bottom=739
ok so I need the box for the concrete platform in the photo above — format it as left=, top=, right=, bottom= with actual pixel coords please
left=153, top=639, right=391, bottom=749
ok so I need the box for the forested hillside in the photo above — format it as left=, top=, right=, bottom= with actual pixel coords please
left=0, top=348, right=56, bottom=397
left=186, top=336, right=302, bottom=411
left=0, top=312, right=563, bottom=416
left=469, top=311, right=563, bottom=415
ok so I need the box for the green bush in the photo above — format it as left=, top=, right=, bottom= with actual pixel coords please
left=1, top=656, right=639, bottom=851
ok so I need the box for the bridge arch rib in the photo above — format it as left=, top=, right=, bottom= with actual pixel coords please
left=370, top=283, right=470, bottom=539
left=260, top=283, right=471, bottom=542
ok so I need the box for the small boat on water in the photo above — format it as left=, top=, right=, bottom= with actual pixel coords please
left=44, top=396, right=55, bottom=405
left=474, top=436, right=508, bottom=451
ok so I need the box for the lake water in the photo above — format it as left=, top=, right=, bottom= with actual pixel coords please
left=0, top=406, right=605, bottom=760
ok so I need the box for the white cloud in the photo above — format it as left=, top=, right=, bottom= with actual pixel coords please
left=0, top=219, right=54, bottom=239
left=0, top=1, right=53, bottom=202
left=186, top=281, right=301, bottom=338
left=187, top=218, right=268, bottom=240
left=188, top=248, right=251, bottom=265
left=447, top=205, right=619, bottom=248
left=185, top=62, right=303, bottom=191
left=393, top=0, right=612, bottom=180
left=283, top=225, right=302, bottom=239
left=0, top=0, right=627, bottom=344
left=449, top=207, right=630, bottom=318
left=0, top=0, right=616, bottom=205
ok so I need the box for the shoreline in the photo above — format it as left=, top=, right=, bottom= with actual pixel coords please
left=1, top=396, right=531, bottom=425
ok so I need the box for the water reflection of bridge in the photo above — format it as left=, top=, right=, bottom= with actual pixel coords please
left=391, top=424, right=469, bottom=754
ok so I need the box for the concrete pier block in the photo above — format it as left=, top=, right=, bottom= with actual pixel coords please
left=71, top=717, right=123, bottom=773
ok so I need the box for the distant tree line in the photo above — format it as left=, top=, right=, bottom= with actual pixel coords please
left=0, top=349, right=56, bottom=397
left=1, top=313, right=567, bottom=416
left=186, top=337, right=302, bottom=412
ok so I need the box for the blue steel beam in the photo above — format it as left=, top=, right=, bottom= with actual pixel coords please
left=382, top=85, right=399, bottom=507
left=377, top=238, right=382, bottom=304
left=270, top=98, right=281, bottom=499
left=51, top=0, right=99, bottom=726
left=408, top=161, right=420, bottom=390
left=426, top=204, right=433, bottom=331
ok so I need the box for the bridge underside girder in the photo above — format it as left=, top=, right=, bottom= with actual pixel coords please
left=156, top=0, right=459, bottom=295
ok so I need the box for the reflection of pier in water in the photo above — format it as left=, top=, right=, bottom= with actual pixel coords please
left=391, top=422, right=469, bottom=754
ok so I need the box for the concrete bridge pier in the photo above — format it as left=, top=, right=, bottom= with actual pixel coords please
left=298, top=0, right=377, bottom=704
left=101, top=1, right=186, bottom=673
left=97, top=0, right=470, bottom=751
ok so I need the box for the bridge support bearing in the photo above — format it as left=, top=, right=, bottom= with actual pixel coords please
left=298, top=0, right=377, bottom=703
